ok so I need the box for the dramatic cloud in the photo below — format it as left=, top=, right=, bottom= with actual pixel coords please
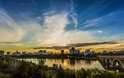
left=39, top=12, right=95, bottom=46
left=0, top=8, right=96, bottom=47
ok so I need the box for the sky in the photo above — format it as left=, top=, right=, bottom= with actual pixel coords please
left=0, top=0, right=124, bottom=49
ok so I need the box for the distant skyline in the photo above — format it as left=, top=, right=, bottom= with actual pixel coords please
left=0, top=0, right=124, bottom=49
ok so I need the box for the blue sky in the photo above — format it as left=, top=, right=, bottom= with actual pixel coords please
left=0, top=0, right=124, bottom=48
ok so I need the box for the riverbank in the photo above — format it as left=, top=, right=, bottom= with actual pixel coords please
left=3, top=54, right=98, bottom=60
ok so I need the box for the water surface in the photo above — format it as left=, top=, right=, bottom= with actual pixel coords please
left=19, top=58, right=104, bottom=70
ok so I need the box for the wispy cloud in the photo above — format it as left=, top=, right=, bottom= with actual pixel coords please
left=0, top=8, right=26, bottom=42
left=97, top=30, right=104, bottom=34
left=68, top=0, right=78, bottom=30
left=0, top=7, right=96, bottom=47
left=82, top=18, right=101, bottom=28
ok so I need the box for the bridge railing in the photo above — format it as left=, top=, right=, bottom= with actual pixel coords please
left=98, top=55, right=124, bottom=58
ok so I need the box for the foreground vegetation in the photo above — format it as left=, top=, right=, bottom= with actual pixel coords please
left=0, top=56, right=124, bottom=78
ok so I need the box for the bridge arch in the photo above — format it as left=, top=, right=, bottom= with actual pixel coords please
left=112, top=58, right=124, bottom=69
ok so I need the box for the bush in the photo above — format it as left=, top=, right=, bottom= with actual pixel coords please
left=0, top=72, right=12, bottom=78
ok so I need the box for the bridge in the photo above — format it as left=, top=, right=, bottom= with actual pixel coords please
left=98, top=55, right=124, bottom=72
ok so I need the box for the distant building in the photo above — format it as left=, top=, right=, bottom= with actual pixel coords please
left=61, top=50, right=64, bottom=54
left=7, top=52, right=11, bottom=55
left=38, top=50, right=48, bottom=55
left=84, top=49, right=93, bottom=56
left=12, top=53, right=16, bottom=55
left=69, top=47, right=80, bottom=54
left=70, top=47, right=75, bottom=54
left=0, top=50, right=4, bottom=56
left=22, top=52, right=27, bottom=55
left=75, top=50, right=80, bottom=54
left=15, top=51, right=21, bottom=55
left=12, top=51, right=21, bottom=55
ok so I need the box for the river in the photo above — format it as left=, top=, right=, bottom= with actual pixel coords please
left=18, top=58, right=104, bottom=70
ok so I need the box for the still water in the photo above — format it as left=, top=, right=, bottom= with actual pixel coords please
left=19, top=58, right=104, bottom=70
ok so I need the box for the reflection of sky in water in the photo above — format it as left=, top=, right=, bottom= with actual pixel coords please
left=18, top=59, right=104, bottom=70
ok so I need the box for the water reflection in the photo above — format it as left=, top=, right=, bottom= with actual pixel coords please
left=18, top=58, right=104, bottom=70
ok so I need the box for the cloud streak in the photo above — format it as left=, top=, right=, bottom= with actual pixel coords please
left=0, top=7, right=96, bottom=47
left=0, top=8, right=26, bottom=42
left=68, top=0, right=78, bottom=30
